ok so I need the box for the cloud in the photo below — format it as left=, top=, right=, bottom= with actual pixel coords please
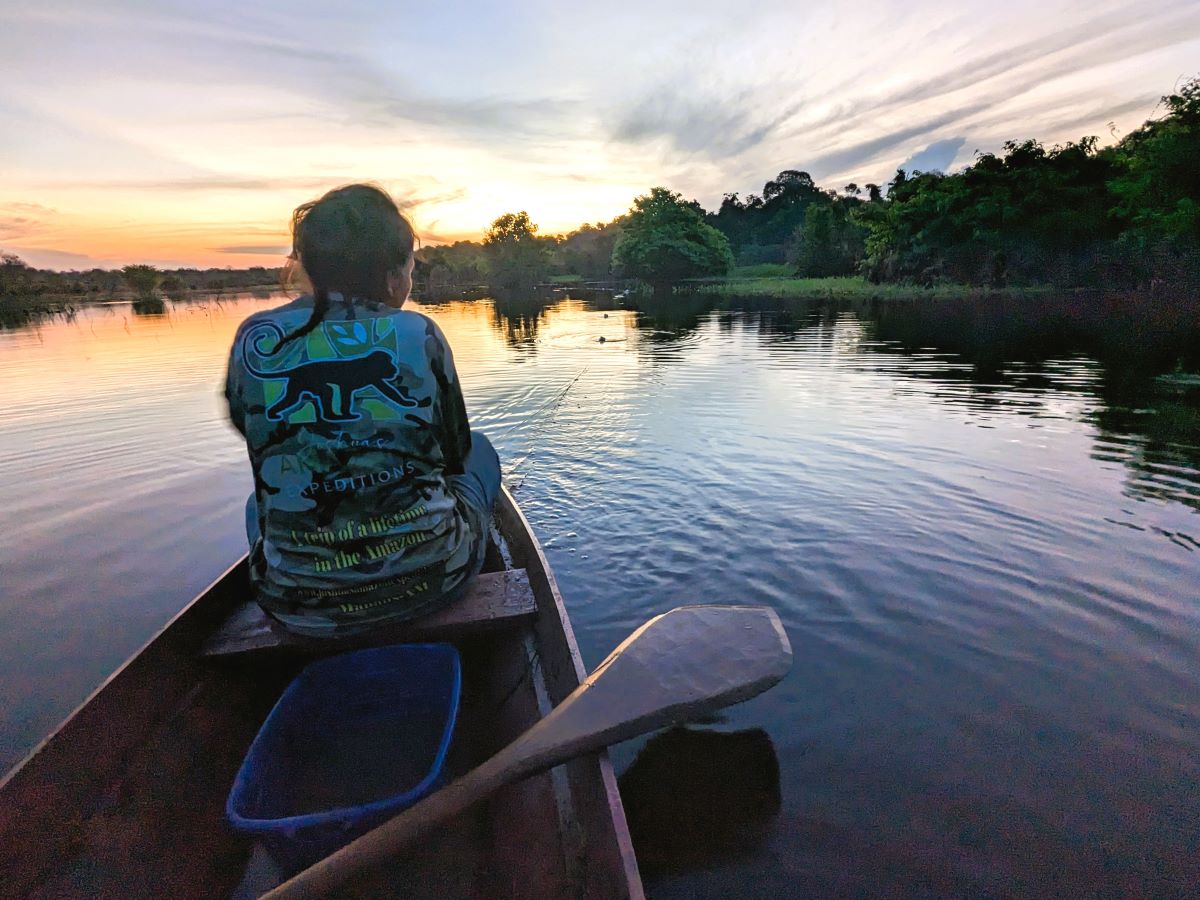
left=2, top=246, right=100, bottom=269
left=43, top=176, right=342, bottom=192
left=0, top=202, right=58, bottom=239
left=0, top=217, right=36, bottom=240
left=1037, top=94, right=1163, bottom=142
left=213, top=245, right=290, bottom=255
left=6, top=202, right=57, bottom=214
left=807, top=2, right=1198, bottom=138
left=612, top=86, right=802, bottom=159
left=900, top=137, right=967, bottom=174
left=805, top=102, right=990, bottom=177
left=391, top=187, right=469, bottom=211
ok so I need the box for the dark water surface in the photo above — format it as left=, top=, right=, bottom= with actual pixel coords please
left=2, top=292, right=1198, bottom=895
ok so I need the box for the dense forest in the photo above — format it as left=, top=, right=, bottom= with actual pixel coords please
left=423, top=76, right=1198, bottom=291
left=718, top=77, right=1199, bottom=288
left=2, top=77, right=1196, bottom=297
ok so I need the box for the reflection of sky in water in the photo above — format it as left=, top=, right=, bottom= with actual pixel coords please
left=1, top=293, right=1198, bottom=895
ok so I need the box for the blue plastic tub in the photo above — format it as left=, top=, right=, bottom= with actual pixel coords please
left=226, top=643, right=462, bottom=871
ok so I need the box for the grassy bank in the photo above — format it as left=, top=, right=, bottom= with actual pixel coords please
left=0, top=294, right=83, bottom=329
left=687, top=272, right=1056, bottom=300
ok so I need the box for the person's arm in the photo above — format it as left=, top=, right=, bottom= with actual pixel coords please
left=426, top=319, right=471, bottom=474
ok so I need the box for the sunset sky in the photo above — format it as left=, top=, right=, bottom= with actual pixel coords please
left=1, top=0, right=1198, bottom=270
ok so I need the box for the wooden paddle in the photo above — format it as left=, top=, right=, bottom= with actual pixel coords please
left=263, top=604, right=791, bottom=899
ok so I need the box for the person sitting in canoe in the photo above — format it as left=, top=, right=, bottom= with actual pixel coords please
left=224, top=183, right=500, bottom=635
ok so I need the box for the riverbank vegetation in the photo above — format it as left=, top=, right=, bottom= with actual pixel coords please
left=3, top=77, right=1195, bottom=301
left=612, top=188, right=733, bottom=293
left=690, top=273, right=1055, bottom=300
left=417, top=76, right=1198, bottom=295
left=0, top=253, right=283, bottom=300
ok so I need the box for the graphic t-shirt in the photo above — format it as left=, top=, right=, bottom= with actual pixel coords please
left=224, top=294, right=476, bottom=631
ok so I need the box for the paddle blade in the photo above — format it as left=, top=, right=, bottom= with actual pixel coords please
left=520, top=605, right=792, bottom=760
left=263, top=605, right=790, bottom=899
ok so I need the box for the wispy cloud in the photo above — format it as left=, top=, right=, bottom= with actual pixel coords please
left=43, top=176, right=342, bottom=192
left=900, top=138, right=968, bottom=175
left=1, top=0, right=1197, bottom=264
left=214, top=244, right=290, bottom=255
left=1, top=246, right=101, bottom=269
left=6, top=202, right=57, bottom=215
left=613, top=87, right=802, bottom=159
left=0, top=217, right=37, bottom=240
left=804, top=103, right=991, bottom=178
left=0, top=202, right=57, bottom=240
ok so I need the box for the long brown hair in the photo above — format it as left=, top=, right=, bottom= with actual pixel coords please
left=278, top=183, right=415, bottom=348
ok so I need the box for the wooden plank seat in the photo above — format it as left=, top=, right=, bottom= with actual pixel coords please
left=201, top=569, right=535, bottom=658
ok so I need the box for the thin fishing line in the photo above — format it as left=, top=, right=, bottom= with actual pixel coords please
left=491, top=367, right=588, bottom=444
left=501, top=367, right=588, bottom=480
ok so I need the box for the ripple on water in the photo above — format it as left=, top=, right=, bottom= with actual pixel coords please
left=2, top=295, right=1199, bottom=893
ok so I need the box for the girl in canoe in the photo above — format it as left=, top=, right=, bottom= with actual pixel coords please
left=224, top=184, right=500, bottom=635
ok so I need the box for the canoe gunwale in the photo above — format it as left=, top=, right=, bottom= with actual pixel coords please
left=496, top=485, right=644, bottom=899
left=0, top=553, right=248, bottom=794
left=0, top=487, right=644, bottom=899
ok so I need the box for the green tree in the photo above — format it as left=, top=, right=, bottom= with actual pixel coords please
left=159, top=273, right=186, bottom=297
left=0, top=252, right=29, bottom=295
left=857, top=136, right=1118, bottom=285
left=789, top=196, right=865, bottom=277
left=709, top=170, right=826, bottom=263
left=1108, top=77, right=1200, bottom=283
left=121, top=264, right=160, bottom=298
left=612, top=188, right=734, bottom=293
left=419, top=241, right=488, bottom=290
left=556, top=221, right=623, bottom=280
left=483, top=212, right=553, bottom=288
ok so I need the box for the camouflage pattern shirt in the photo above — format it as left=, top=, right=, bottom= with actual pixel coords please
left=225, top=294, right=477, bottom=632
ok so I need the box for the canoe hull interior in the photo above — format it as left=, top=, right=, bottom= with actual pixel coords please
left=0, top=487, right=642, bottom=899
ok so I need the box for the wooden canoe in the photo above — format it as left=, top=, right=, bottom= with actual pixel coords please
left=0, top=486, right=644, bottom=899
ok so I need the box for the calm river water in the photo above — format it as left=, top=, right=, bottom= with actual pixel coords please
left=2, top=291, right=1198, bottom=896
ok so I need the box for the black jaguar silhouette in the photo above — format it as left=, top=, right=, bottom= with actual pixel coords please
left=241, top=321, right=419, bottom=421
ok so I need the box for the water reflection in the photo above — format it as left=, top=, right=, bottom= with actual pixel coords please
left=489, top=290, right=552, bottom=350
left=618, top=727, right=781, bottom=875
left=561, top=288, right=1200, bottom=518
left=3, top=288, right=1199, bottom=896
left=131, top=297, right=166, bottom=316
left=0, top=300, right=80, bottom=331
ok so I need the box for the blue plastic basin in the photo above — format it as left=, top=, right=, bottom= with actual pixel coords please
left=226, top=643, right=462, bottom=871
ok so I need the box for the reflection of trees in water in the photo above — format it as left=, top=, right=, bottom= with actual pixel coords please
left=131, top=297, right=167, bottom=316
left=1090, top=392, right=1200, bottom=515
left=485, top=289, right=838, bottom=354
left=481, top=286, right=1200, bottom=514
left=618, top=727, right=780, bottom=876
left=0, top=300, right=78, bottom=330
left=860, top=293, right=1200, bottom=513
left=624, top=293, right=837, bottom=367
left=625, top=292, right=710, bottom=341
left=489, top=289, right=558, bottom=350
left=866, top=293, right=1200, bottom=375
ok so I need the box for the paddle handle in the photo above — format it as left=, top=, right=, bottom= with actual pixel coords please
left=263, top=751, right=525, bottom=899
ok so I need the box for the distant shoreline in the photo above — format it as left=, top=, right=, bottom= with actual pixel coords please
left=3, top=274, right=1194, bottom=316
left=2, top=284, right=284, bottom=305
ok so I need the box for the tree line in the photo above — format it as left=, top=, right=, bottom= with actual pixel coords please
left=426, top=76, right=1198, bottom=292
left=0, top=255, right=283, bottom=299
left=4, top=77, right=1195, bottom=298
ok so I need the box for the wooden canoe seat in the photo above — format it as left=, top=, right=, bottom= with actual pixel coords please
left=201, top=569, right=535, bottom=659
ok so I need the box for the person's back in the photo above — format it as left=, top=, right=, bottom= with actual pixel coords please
left=225, top=184, right=499, bottom=634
